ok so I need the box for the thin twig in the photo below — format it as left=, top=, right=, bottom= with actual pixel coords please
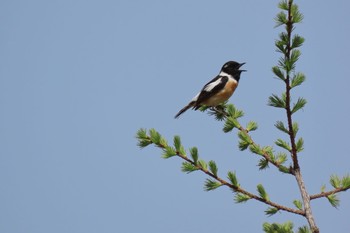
left=310, top=187, right=350, bottom=200
left=210, top=107, right=292, bottom=174
left=175, top=149, right=304, bottom=216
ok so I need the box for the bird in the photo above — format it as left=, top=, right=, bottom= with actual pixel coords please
left=174, top=61, right=246, bottom=118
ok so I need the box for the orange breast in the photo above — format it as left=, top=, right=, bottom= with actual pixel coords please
left=202, top=79, right=238, bottom=106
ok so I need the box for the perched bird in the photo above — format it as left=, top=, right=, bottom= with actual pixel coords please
left=174, top=61, right=246, bottom=118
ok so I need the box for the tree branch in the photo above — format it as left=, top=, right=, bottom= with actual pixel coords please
left=176, top=149, right=305, bottom=216
left=310, top=187, right=350, bottom=200
left=137, top=130, right=305, bottom=216
left=209, top=107, right=292, bottom=174
left=283, top=1, right=319, bottom=232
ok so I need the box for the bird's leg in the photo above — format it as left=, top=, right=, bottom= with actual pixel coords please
left=211, top=105, right=228, bottom=118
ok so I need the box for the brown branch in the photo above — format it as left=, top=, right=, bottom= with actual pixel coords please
left=310, top=187, right=350, bottom=200
left=175, top=149, right=304, bottom=216
left=284, top=1, right=319, bottom=232
left=141, top=131, right=303, bottom=216
left=284, top=3, right=299, bottom=171
left=210, top=107, right=292, bottom=174
left=238, top=125, right=292, bottom=174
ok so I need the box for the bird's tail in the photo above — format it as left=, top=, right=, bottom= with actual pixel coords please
left=174, top=102, right=194, bottom=119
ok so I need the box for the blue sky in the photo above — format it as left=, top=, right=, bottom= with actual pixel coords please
left=1, top=0, right=350, bottom=232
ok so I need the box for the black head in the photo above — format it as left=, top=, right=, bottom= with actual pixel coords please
left=233, top=69, right=246, bottom=82
left=221, top=61, right=246, bottom=82
left=221, top=61, right=246, bottom=75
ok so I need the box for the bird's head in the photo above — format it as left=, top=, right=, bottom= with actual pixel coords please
left=221, top=61, right=246, bottom=81
left=222, top=61, right=246, bottom=73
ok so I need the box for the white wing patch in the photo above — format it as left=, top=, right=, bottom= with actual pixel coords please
left=204, top=78, right=222, bottom=92
left=191, top=92, right=200, bottom=101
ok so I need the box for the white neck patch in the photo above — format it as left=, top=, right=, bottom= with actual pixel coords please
left=219, top=71, right=232, bottom=78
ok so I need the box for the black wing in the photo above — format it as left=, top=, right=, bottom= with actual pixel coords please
left=194, top=75, right=228, bottom=107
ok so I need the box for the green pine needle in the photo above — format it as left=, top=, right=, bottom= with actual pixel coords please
left=225, top=103, right=244, bottom=119
left=197, top=159, right=208, bottom=171
left=249, top=143, right=262, bottom=155
left=275, top=139, right=291, bottom=152
left=265, top=207, right=279, bottom=216
left=278, top=32, right=289, bottom=45
left=278, top=0, right=289, bottom=10
left=327, top=193, right=340, bottom=208
left=293, top=199, right=303, bottom=210
left=262, top=146, right=274, bottom=158
left=198, top=105, right=210, bottom=112
left=268, top=94, right=286, bottom=108
left=137, top=139, right=152, bottom=148
left=291, top=72, right=306, bottom=89
left=341, top=174, right=350, bottom=188
left=246, top=121, right=258, bottom=132
left=275, top=11, right=288, bottom=27
left=159, top=136, right=168, bottom=148
left=296, top=137, right=304, bottom=152
left=178, top=145, right=186, bottom=157
left=291, top=97, right=307, bottom=114
left=226, top=104, right=236, bottom=116
left=278, top=57, right=287, bottom=70
left=284, top=58, right=295, bottom=73
left=136, top=128, right=148, bottom=140
left=238, top=131, right=251, bottom=143
left=275, top=121, right=289, bottom=134
left=189, top=147, right=198, bottom=164
left=275, top=40, right=286, bottom=54
left=238, top=140, right=250, bottom=151
left=291, top=4, right=304, bottom=23
left=258, top=158, right=269, bottom=170
left=136, top=128, right=152, bottom=148
left=172, top=135, right=185, bottom=157
left=173, top=136, right=181, bottom=151
left=227, top=171, right=239, bottom=188
left=181, top=162, right=198, bottom=173
left=206, top=104, right=227, bottom=121
left=330, top=174, right=341, bottom=188
left=238, top=131, right=251, bottom=151
left=291, top=34, right=305, bottom=49
left=223, top=116, right=240, bottom=133
left=263, top=221, right=294, bottom=233
left=161, top=146, right=176, bottom=159
left=204, top=179, right=222, bottom=191
left=234, top=193, right=251, bottom=203
left=290, top=49, right=301, bottom=65
left=297, top=226, right=311, bottom=233
left=234, top=109, right=244, bottom=119
left=279, top=165, right=291, bottom=174
left=272, top=66, right=285, bottom=80
left=208, top=160, right=218, bottom=177
left=257, top=184, right=269, bottom=201
left=149, top=128, right=161, bottom=145
left=276, top=152, right=288, bottom=165
left=293, top=11, right=304, bottom=24
left=292, top=122, right=299, bottom=136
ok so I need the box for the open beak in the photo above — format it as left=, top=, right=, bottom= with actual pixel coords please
left=239, top=62, right=246, bottom=72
